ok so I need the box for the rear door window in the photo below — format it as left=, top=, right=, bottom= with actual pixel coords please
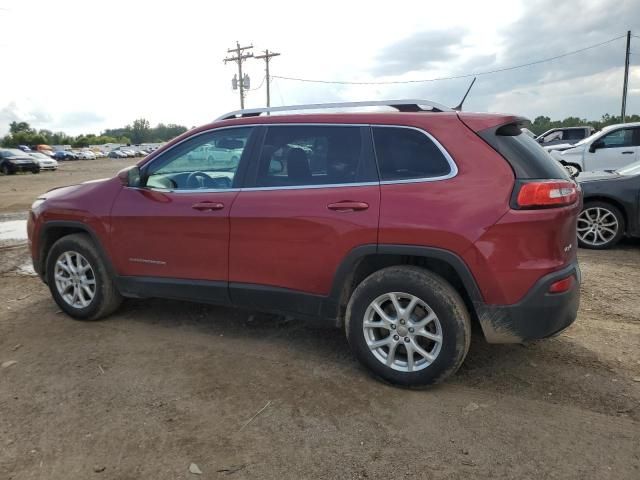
left=372, top=126, right=453, bottom=181
left=564, top=129, right=587, bottom=140
left=253, top=125, right=376, bottom=187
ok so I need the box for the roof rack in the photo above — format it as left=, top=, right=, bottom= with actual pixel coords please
left=215, top=99, right=454, bottom=121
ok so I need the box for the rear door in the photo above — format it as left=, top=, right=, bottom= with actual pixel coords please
left=228, top=124, right=380, bottom=314
left=585, top=127, right=638, bottom=171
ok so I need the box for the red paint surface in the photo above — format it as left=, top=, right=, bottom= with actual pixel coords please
left=110, top=187, right=239, bottom=280
left=229, top=185, right=380, bottom=295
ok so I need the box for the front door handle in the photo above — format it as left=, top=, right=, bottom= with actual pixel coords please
left=192, top=201, right=224, bottom=211
left=621, top=151, right=634, bottom=154
left=327, top=201, right=369, bottom=212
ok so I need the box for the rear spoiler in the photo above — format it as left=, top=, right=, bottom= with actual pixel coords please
left=457, top=113, right=529, bottom=133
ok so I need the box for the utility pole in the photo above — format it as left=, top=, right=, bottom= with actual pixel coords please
left=621, top=30, right=631, bottom=122
left=254, top=49, right=280, bottom=108
left=224, top=41, right=253, bottom=109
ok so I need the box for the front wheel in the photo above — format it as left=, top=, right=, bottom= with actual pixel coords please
left=577, top=201, right=625, bottom=249
left=562, top=163, right=581, bottom=177
left=46, top=233, right=122, bottom=320
left=345, top=266, right=471, bottom=387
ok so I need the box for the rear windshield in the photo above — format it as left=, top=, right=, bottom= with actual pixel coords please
left=479, top=125, right=570, bottom=179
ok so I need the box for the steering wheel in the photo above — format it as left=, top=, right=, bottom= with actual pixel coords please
left=186, top=171, right=210, bottom=189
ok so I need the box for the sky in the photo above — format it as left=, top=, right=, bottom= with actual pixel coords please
left=0, top=0, right=638, bottom=136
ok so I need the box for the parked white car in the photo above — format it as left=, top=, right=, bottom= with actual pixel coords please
left=28, top=152, right=59, bottom=170
left=550, top=122, right=640, bottom=175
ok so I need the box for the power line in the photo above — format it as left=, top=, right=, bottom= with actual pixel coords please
left=246, top=76, right=266, bottom=91
left=272, top=34, right=626, bottom=85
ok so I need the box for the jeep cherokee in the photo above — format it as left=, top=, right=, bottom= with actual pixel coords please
left=27, top=100, right=581, bottom=386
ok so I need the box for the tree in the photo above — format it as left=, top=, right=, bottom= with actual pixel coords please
left=130, top=118, right=151, bottom=144
left=9, top=121, right=33, bottom=135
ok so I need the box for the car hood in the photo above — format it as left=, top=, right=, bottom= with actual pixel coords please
left=6, top=155, right=36, bottom=161
left=44, top=177, right=111, bottom=197
left=577, top=170, right=620, bottom=183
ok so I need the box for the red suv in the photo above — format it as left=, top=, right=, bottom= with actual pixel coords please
left=27, top=100, right=581, bottom=386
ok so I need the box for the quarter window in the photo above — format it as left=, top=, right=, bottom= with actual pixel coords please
left=255, top=126, right=370, bottom=187
left=145, top=127, right=253, bottom=190
left=372, top=127, right=452, bottom=181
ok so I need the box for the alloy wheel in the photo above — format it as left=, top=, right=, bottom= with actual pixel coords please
left=577, top=207, right=619, bottom=247
left=54, top=251, right=97, bottom=309
left=363, top=292, right=443, bottom=372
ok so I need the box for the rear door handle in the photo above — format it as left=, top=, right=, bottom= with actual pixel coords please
left=192, top=201, right=224, bottom=211
left=327, top=201, right=369, bottom=212
left=621, top=151, right=634, bottom=154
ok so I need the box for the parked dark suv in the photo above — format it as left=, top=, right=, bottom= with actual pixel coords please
left=27, top=100, right=581, bottom=386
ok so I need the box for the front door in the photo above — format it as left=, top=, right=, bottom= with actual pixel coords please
left=228, top=124, right=380, bottom=312
left=110, top=126, right=256, bottom=289
left=585, top=127, right=639, bottom=171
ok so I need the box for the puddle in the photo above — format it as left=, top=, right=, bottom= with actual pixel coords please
left=15, top=261, right=36, bottom=277
left=0, top=220, right=27, bottom=241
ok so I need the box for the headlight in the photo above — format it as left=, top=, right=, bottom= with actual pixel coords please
left=31, top=198, right=46, bottom=210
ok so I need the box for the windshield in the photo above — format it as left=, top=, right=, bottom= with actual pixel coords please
left=617, top=160, right=640, bottom=176
left=4, top=149, right=29, bottom=157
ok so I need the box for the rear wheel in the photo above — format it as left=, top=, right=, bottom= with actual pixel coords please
left=345, top=266, right=471, bottom=387
left=46, top=233, right=122, bottom=320
left=577, top=201, right=625, bottom=249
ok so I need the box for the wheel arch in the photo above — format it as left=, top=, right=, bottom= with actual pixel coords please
left=324, top=245, right=484, bottom=327
left=38, top=221, right=116, bottom=281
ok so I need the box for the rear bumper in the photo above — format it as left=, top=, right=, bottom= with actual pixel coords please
left=476, top=262, right=580, bottom=343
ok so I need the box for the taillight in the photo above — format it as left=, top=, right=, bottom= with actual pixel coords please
left=516, top=180, right=579, bottom=209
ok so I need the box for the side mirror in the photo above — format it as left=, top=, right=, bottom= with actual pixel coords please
left=536, top=137, right=544, bottom=144
left=589, top=140, right=604, bottom=153
left=117, top=165, right=141, bottom=187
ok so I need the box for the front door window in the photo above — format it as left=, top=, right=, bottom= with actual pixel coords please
left=145, top=127, right=253, bottom=190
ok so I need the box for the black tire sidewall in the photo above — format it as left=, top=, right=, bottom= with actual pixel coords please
left=578, top=201, right=625, bottom=250
left=46, top=235, right=110, bottom=320
left=346, top=267, right=470, bottom=387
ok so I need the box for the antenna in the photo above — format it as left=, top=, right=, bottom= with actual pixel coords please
left=453, top=77, right=476, bottom=111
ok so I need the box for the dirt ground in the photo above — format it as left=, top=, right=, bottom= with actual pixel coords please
left=1, top=162, right=639, bottom=479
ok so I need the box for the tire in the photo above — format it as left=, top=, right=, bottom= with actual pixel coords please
left=46, top=233, right=122, bottom=320
left=2, top=164, right=12, bottom=175
left=345, top=266, right=471, bottom=387
left=577, top=201, right=625, bottom=250
left=32, top=168, right=40, bottom=174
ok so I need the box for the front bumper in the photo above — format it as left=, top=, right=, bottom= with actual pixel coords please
left=476, top=262, right=581, bottom=343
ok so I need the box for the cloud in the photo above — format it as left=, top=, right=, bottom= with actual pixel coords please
left=364, top=0, right=640, bottom=119
left=56, top=111, right=106, bottom=129
left=0, top=102, right=53, bottom=135
left=371, top=30, right=466, bottom=76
